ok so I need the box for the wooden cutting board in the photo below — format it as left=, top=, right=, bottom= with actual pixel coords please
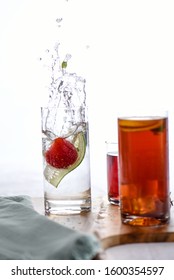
left=91, top=197, right=174, bottom=250
left=33, top=197, right=174, bottom=250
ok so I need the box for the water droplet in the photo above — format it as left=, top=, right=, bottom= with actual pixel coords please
left=56, top=18, right=63, bottom=23
left=64, top=53, right=72, bottom=62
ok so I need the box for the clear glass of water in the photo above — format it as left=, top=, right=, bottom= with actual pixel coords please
left=41, top=106, right=91, bottom=215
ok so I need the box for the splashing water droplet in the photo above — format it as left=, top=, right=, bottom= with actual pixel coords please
left=56, top=18, right=63, bottom=23
left=64, top=53, right=72, bottom=62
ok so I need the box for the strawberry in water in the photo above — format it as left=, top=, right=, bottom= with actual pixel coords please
left=45, top=137, right=78, bottom=169
left=44, top=132, right=86, bottom=187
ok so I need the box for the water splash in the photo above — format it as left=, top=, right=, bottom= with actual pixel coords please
left=41, top=42, right=86, bottom=109
left=41, top=40, right=87, bottom=139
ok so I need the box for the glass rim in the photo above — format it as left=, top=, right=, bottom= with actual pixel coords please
left=41, top=105, right=88, bottom=109
left=105, top=140, right=118, bottom=145
left=117, top=109, right=168, bottom=119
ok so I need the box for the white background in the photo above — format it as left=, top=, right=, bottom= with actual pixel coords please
left=0, top=0, right=174, bottom=197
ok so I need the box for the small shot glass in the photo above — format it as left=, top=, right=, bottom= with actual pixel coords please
left=106, top=141, right=119, bottom=205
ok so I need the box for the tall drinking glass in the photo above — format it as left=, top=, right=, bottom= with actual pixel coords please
left=41, top=106, right=91, bottom=215
left=106, top=141, right=119, bottom=205
left=118, top=111, right=170, bottom=226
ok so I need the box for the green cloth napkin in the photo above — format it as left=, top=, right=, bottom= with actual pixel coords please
left=0, top=196, right=102, bottom=260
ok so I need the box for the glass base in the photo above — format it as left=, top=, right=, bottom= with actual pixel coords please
left=45, top=197, right=91, bottom=215
left=108, top=196, right=120, bottom=206
left=121, top=214, right=170, bottom=227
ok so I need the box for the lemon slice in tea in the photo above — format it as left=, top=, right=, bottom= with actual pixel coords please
left=44, top=131, right=86, bottom=187
left=119, top=118, right=164, bottom=132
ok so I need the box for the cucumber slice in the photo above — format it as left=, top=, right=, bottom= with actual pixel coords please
left=44, top=131, right=86, bottom=187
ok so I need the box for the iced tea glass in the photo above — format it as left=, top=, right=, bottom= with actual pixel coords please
left=41, top=106, right=91, bottom=215
left=106, top=142, right=119, bottom=205
left=118, top=111, right=170, bottom=226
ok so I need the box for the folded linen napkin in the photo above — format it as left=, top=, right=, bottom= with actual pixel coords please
left=0, top=196, right=102, bottom=260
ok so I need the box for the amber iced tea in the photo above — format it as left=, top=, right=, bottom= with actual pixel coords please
left=118, top=116, right=170, bottom=226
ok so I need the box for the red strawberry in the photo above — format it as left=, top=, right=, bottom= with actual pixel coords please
left=45, top=137, right=78, bottom=169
